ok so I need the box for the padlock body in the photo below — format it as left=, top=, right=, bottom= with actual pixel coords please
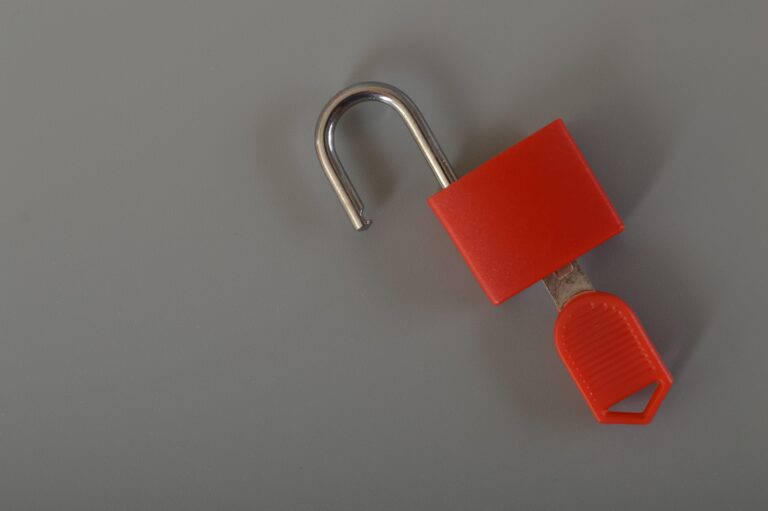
left=428, top=119, right=623, bottom=304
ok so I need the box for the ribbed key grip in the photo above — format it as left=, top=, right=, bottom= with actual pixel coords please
left=555, top=292, right=672, bottom=425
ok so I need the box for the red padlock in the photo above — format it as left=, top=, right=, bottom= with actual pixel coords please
left=316, top=82, right=672, bottom=424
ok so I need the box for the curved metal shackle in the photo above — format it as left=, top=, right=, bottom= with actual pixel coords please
left=315, top=82, right=457, bottom=231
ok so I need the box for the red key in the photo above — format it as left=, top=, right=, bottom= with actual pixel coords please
left=553, top=289, right=672, bottom=424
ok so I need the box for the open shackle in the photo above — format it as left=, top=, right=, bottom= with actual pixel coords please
left=314, top=82, right=458, bottom=231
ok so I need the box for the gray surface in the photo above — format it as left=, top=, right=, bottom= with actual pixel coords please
left=0, top=0, right=766, bottom=509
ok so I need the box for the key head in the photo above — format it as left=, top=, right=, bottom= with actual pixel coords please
left=555, top=291, right=673, bottom=424
left=428, top=120, right=623, bottom=304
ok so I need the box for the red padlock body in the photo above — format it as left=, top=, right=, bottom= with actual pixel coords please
left=428, top=119, right=623, bottom=305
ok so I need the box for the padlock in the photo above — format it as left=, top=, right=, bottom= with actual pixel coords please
left=315, top=82, right=672, bottom=424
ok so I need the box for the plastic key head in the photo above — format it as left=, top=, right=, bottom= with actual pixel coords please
left=554, top=291, right=673, bottom=425
left=428, top=119, right=623, bottom=305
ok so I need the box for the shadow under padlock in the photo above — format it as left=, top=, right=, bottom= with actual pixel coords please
left=314, top=81, right=673, bottom=425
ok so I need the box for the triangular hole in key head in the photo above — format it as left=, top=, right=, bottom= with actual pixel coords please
left=608, top=383, right=658, bottom=414
left=600, top=379, right=671, bottom=425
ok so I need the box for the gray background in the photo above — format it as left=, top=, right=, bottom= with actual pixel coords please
left=0, top=0, right=766, bottom=509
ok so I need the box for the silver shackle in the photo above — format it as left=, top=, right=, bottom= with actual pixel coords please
left=314, top=82, right=457, bottom=231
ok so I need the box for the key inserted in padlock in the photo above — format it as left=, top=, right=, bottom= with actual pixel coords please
left=315, top=82, right=673, bottom=424
left=544, top=263, right=672, bottom=424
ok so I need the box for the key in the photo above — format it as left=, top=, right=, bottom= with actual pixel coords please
left=544, top=261, right=672, bottom=424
